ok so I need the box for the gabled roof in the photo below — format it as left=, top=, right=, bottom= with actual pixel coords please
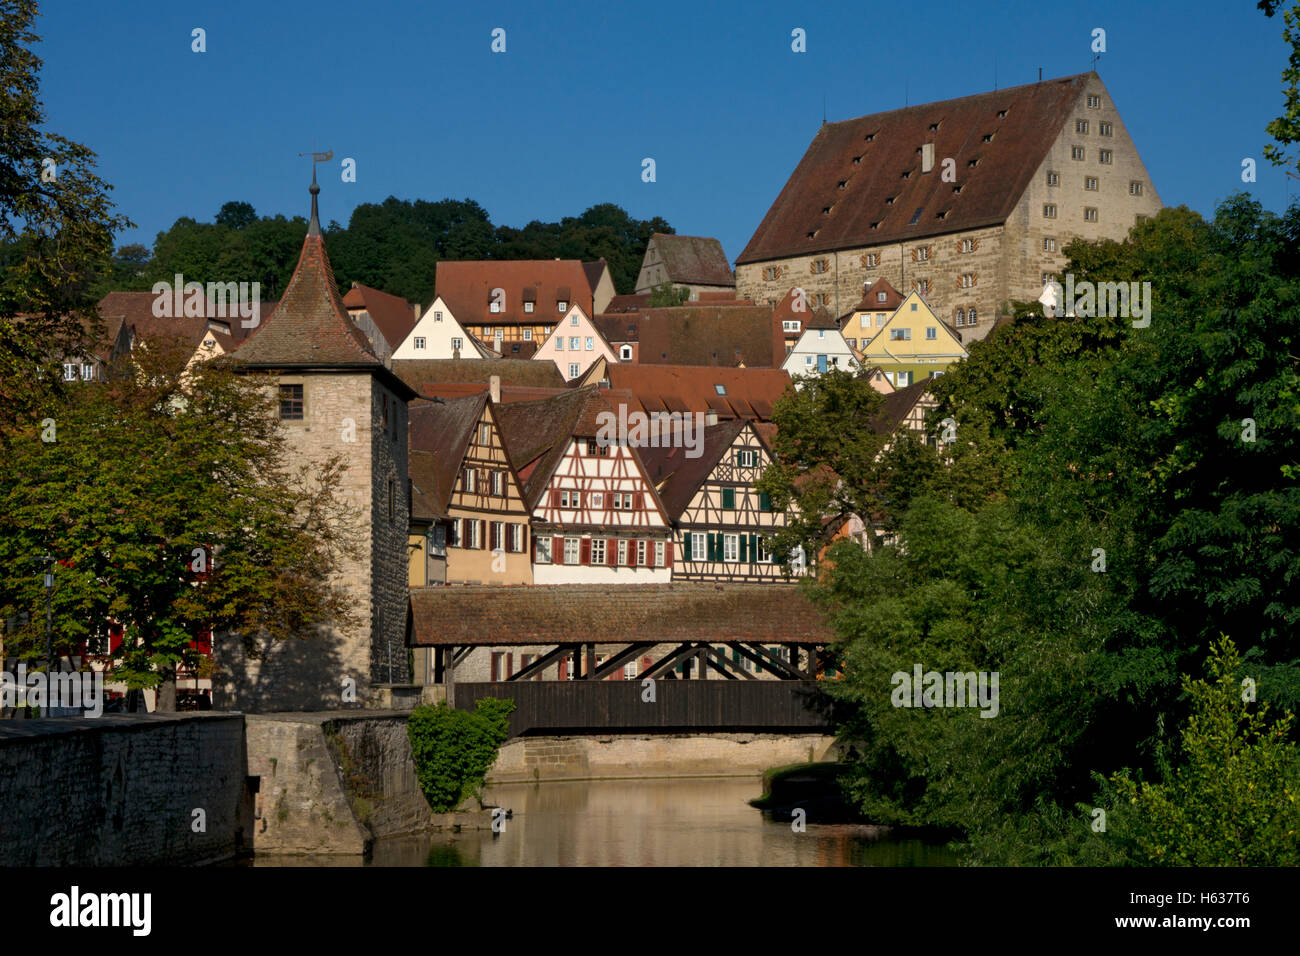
left=648, top=234, right=735, bottom=286
left=98, top=291, right=262, bottom=347
left=434, top=260, right=593, bottom=326
left=639, top=418, right=749, bottom=521
left=407, top=393, right=491, bottom=515
left=845, top=277, right=904, bottom=318
left=736, top=72, right=1096, bottom=264
left=637, top=305, right=783, bottom=368
left=868, top=380, right=934, bottom=434
left=391, top=358, right=567, bottom=394
left=342, top=282, right=417, bottom=350
left=582, top=260, right=608, bottom=294
left=492, top=387, right=612, bottom=509
left=605, top=290, right=753, bottom=314
left=600, top=364, right=792, bottom=421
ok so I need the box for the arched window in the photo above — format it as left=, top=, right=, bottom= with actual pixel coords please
left=968, top=307, right=977, bottom=325
left=619, top=345, right=633, bottom=361
left=956, top=308, right=966, bottom=327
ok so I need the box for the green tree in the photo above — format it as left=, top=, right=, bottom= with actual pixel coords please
left=1261, top=0, right=1300, bottom=174
left=215, top=200, right=257, bottom=230
left=0, top=0, right=132, bottom=438
left=1106, top=636, right=1300, bottom=866
left=647, top=282, right=689, bottom=307
left=0, top=345, right=362, bottom=711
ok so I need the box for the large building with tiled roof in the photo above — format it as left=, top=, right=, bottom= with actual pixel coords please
left=341, top=281, right=419, bottom=360
left=636, top=304, right=785, bottom=368
left=588, top=364, right=792, bottom=421
left=634, top=233, right=735, bottom=296
left=216, top=174, right=417, bottom=711
left=735, top=72, right=1162, bottom=342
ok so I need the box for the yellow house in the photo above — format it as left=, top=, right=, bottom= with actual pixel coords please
left=859, top=291, right=968, bottom=387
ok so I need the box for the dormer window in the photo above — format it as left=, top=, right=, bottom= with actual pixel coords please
left=557, top=300, right=567, bottom=312
left=524, top=301, right=534, bottom=313
left=714, top=384, right=726, bottom=395
left=876, top=291, right=886, bottom=303
left=490, top=300, right=502, bottom=313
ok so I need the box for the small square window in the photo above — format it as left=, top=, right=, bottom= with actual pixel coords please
left=585, top=337, right=593, bottom=351
left=1047, top=171, right=1059, bottom=186
left=569, top=337, right=580, bottom=350
left=1084, top=207, right=1098, bottom=223
left=1076, top=119, right=1089, bottom=134
left=524, top=302, right=534, bottom=313
left=451, top=337, right=463, bottom=351
left=1085, top=176, right=1099, bottom=191
left=523, top=328, right=532, bottom=340
left=413, top=336, right=426, bottom=349
left=1043, top=237, right=1056, bottom=252
left=434, top=311, right=443, bottom=321
left=569, top=363, right=580, bottom=378
left=1099, top=149, right=1112, bottom=165
left=1043, top=204, right=1057, bottom=219
left=81, top=363, right=95, bottom=381
left=558, top=301, right=568, bottom=312
left=1071, top=146, right=1085, bottom=161
left=926, top=327, right=937, bottom=339
left=1099, top=121, right=1112, bottom=136
left=1130, top=181, right=1144, bottom=196
left=1087, top=94, right=1101, bottom=109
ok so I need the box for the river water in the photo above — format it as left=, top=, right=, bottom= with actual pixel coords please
left=362, top=777, right=958, bottom=867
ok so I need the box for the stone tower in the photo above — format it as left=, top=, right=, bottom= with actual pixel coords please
left=216, top=172, right=417, bottom=711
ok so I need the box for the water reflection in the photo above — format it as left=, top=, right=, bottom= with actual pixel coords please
left=368, top=777, right=957, bottom=867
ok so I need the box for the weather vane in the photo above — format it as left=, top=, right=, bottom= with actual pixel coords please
left=299, top=149, right=334, bottom=180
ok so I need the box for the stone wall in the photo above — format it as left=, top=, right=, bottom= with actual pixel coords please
left=0, top=714, right=246, bottom=867
left=489, top=732, right=838, bottom=782
left=244, top=712, right=435, bottom=855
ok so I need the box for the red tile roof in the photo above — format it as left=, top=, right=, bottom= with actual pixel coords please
left=648, top=234, right=735, bottom=287
left=435, top=260, right=593, bottom=327
left=409, top=583, right=835, bottom=646
left=736, top=73, right=1096, bottom=265
left=342, top=282, right=417, bottom=351
left=599, top=364, right=792, bottom=421
left=592, top=314, right=639, bottom=344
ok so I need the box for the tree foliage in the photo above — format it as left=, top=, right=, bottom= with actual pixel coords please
left=0, top=0, right=132, bottom=437
left=407, top=699, right=515, bottom=813
left=0, top=345, right=363, bottom=710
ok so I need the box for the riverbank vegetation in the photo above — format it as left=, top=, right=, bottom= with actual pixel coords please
left=772, top=194, right=1300, bottom=864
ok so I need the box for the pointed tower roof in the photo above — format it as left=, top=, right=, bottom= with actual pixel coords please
left=233, top=175, right=413, bottom=399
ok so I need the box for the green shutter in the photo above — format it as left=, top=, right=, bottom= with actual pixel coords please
left=682, top=532, right=690, bottom=559
left=740, top=534, right=749, bottom=562
left=759, top=491, right=771, bottom=512
left=709, top=533, right=719, bottom=562
left=722, top=488, right=735, bottom=510
left=750, top=534, right=760, bottom=561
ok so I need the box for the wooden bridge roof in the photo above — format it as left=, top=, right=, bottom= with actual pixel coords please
left=408, top=583, right=837, bottom=646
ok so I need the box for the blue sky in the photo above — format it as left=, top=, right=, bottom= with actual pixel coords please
left=33, top=0, right=1297, bottom=263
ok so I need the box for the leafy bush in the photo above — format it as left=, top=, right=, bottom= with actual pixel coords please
left=407, top=699, right=514, bottom=813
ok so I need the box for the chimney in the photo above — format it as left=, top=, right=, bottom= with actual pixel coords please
left=921, top=143, right=935, bottom=174
left=489, top=374, right=501, bottom=404
left=705, top=409, right=719, bottom=426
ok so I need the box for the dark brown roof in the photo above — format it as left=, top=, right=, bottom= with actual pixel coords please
left=418, top=384, right=570, bottom=403
left=407, top=393, right=490, bottom=515
left=736, top=72, right=1095, bottom=264
left=868, top=380, right=934, bottom=434
left=637, top=305, right=783, bottom=368
left=98, top=291, right=261, bottom=347
left=649, top=234, right=735, bottom=286
left=640, top=418, right=749, bottom=520
left=435, top=260, right=593, bottom=327
left=600, top=365, right=792, bottom=421
left=582, top=259, right=607, bottom=294
left=409, top=583, right=835, bottom=646
left=391, top=358, right=566, bottom=393
left=342, top=282, right=416, bottom=350
left=409, top=449, right=449, bottom=522
left=592, top=314, right=639, bottom=343
left=498, top=339, right=539, bottom=359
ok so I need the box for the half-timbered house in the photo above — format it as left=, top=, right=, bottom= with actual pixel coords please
left=408, top=390, right=533, bottom=586
left=642, top=419, right=802, bottom=583
left=494, top=387, right=674, bottom=584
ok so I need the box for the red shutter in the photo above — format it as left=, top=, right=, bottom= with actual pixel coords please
left=580, top=538, right=591, bottom=565
left=666, top=541, right=674, bottom=567
left=531, top=533, right=536, bottom=561
left=553, top=536, right=564, bottom=561
left=606, top=539, right=616, bottom=566
left=550, top=489, right=559, bottom=508
left=635, top=492, right=644, bottom=511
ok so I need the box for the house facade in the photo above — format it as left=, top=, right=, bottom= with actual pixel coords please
left=859, top=291, right=968, bottom=387
left=494, top=389, right=674, bottom=585
left=434, top=259, right=593, bottom=347
left=634, top=233, right=736, bottom=297
left=781, top=312, right=860, bottom=381
left=392, top=295, right=495, bottom=360
left=533, top=304, right=617, bottom=382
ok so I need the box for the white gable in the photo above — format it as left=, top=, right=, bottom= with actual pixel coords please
left=533, top=304, right=617, bottom=381
left=392, top=295, right=491, bottom=359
